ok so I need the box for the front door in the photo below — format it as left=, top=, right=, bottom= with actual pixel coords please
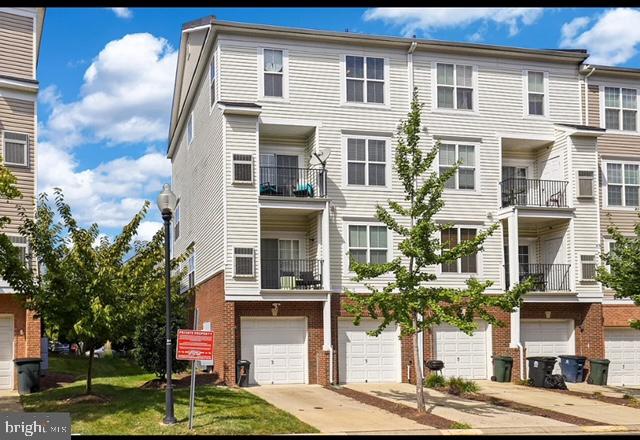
left=276, top=155, right=299, bottom=193
left=261, top=239, right=279, bottom=289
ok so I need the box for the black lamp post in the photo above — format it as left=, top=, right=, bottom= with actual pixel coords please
left=157, top=183, right=177, bottom=425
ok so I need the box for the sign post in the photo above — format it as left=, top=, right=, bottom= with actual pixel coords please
left=176, top=316, right=214, bottom=431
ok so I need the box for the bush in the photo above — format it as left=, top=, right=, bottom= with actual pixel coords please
left=516, top=378, right=533, bottom=387
left=424, top=373, right=446, bottom=389
left=449, top=422, right=472, bottom=429
left=446, top=377, right=479, bottom=395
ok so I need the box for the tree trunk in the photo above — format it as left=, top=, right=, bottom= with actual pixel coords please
left=86, top=347, right=94, bottom=395
left=412, top=314, right=426, bottom=413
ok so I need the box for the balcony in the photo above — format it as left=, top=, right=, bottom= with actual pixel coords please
left=505, top=263, right=571, bottom=292
left=261, top=259, right=324, bottom=290
left=500, top=178, right=568, bottom=208
left=259, top=166, right=326, bottom=198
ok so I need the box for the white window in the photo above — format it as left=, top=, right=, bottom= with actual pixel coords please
left=187, top=113, right=194, bottom=145
left=436, top=63, right=474, bottom=110
left=173, top=200, right=180, bottom=240
left=234, top=247, right=255, bottom=277
left=8, top=235, right=28, bottom=267
left=580, top=254, right=596, bottom=281
left=260, top=48, right=287, bottom=99
left=187, top=254, right=195, bottom=289
left=577, top=170, right=594, bottom=199
left=209, top=55, right=216, bottom=108
left=345, top=55, right=385, bottom=104
left=347, top=224, right=388, bottom=270
left=233, top=154, right=253, bottom=183
left=526, top=71, right=547, bottom=116
left=605, top=161, right=640, bottom=207
left=441, top=227, right=478, bottom=274
left=346, top=137, right=387, bottom=186
left=604, top=87, right=638, bottom=131
left=2, top=132, right=28, bottom=167
left=439, top=143, right=476, bottom=190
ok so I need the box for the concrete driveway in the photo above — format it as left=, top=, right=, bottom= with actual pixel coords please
left=345, top=383, right=571, bottom=429
left=568, top=382, right=640, bottom=399
left=477, top=381, right=640, bottom=425
left=0, top=390, right=21, bottom=412
left=245, top=384, right=433, bottom=434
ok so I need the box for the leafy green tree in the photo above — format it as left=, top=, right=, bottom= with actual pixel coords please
left=596, top=222, right=640, bottom=329
left=345, top=88, right=533, bottom=412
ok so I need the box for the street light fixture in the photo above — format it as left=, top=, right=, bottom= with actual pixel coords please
left=157, top=183, right=177, bottom=425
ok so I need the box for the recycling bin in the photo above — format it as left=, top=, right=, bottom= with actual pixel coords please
left=587, top=359, right=610, bottom=385
left=492, top=356, right=513, bottom=382
left=14, top=358, right=41, bottom=394
left=526, top=356, right=557, bottom=387
left=236, top=360, right=251, bottom=387
left=559, top=355, right=587, bottom=383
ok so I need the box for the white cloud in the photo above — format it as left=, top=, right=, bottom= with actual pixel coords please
left=363, top=8, right=544, bottom=37
left=109, top=8, right=133, bottom=19
left=135, top=221, right=163, bottom=243
left=43, top=33, right=177, bottom=148
left=560, top=8, right=640, bottom=65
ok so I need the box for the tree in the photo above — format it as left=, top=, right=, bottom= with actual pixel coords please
left=345, top=88, right=533, bottom=412
left=596, top=222, right=640, bottom=329
left=0, top=188, right=191, bottom=394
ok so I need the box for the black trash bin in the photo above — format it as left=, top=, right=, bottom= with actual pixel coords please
left=14, top=358, right=41, bottom=394
left=527, top=356, right=556, bottom=387
left=492, top=356, right=513, bottom=382
left=236, top=360, right=251, bottom=387
left=558, top=355, right=587, bottom=383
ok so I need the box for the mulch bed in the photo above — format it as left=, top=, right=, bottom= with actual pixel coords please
left=40, top=372, right=77, bottom=391
left=326, top=385, right=455, bottom=429
left=61, top=394, right=110, bottom=405
left=140, top=372, right=222, bottom=390
left=542, top=388, right=640, bottom=408
left=461, top=391, right=606, bottom=426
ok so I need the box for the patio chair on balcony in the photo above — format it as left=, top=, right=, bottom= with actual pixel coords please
left=259, top=182, right=279, bottom=196
left=297, top=271, right=322, bottom=289
left=292, top=182, right=314, bottom=198
left=546, top=190, right=563, bottom=207
left=520, top=272, right=546, bottom=291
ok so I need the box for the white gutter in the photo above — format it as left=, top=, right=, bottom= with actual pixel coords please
left=583, top=65, right=596, bottom=125
left=517, top=341, right=525, bottom=380
left=407, top=41, right=417, bottom=97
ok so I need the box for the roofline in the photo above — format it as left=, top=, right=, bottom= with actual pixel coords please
left=208, top=18, right=588, bottom=63
left=584, top=64, right=640, bottom=78
left=35, top=8, right=45, bottom=66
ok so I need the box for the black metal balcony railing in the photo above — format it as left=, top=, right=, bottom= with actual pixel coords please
left=261, top=259, right=324, bottom=290
left=259, top=166, right=327, bottom=198
left=505, top=263, right=571, bottom=292
left=500, top=178, right=568, bottom=208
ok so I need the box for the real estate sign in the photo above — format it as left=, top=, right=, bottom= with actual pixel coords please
left=176, top=329, right=214, bottom=361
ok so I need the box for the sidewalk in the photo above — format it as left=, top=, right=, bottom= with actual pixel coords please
left=0, top=390, right=22, bottom=412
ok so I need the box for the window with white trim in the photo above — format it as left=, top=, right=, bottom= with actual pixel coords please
left=233, top=154, right=253, bottom=183
left=441, top=227, right=477, bottom=274
left=9, top=235, right=28, bottom=267
left=526, top=71, right=545, bottom=116
left=346, top=138, right=387, bottom=186
left=3, top=132, right=28, bottom=167
left=187, top=113, right=194, bottom=145
left=234, top=247, right=255, bottom=277
left=263, top=48, right=284, bottom=98
left=187, top=254, right=195, bottom=289
left=347, top=224, right=388, bottom=270
left=439, top=143, right=476, bottom=190
left=605, top=161, right=639, bottom=207
left=580, top=254, right=596, bottom=281
left=577, top=170, right=594, bottom=198
left=173, top=200, right=180, bottom=240
left=209, top=55, right=216, bottom=108
left=345, top=56, right=385, bottom=104
left=604, top=87, right=638, bottom=131
left=436, top=63, right=473, bottom=110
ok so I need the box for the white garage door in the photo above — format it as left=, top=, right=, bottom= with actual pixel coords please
left=605, top=328, right=640, bottom=386
left=521, top=320, right=574, bottom=374
left=240, top=317, right=307, bottom=385
left=433, top=320, right=489, bottom=379
left=338, top=318, right=401, bottom=384
left=0, top=316, right=13, bottom=390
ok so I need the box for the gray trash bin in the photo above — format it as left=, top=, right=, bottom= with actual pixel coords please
left=236, top=360, right=251, bottom=387
left=15, top=358, right=41, bottom=394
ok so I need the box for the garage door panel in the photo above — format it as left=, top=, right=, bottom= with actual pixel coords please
left=433, top=321, right=488, bottom=380
left=605, top=329, right=640, bottom=386
left=0, top=317, right=13, bottom=390
left=521, top=321, right=573, bottom=375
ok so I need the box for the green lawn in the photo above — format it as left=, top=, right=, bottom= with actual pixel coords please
left=23, top=355, right=317, bottom=435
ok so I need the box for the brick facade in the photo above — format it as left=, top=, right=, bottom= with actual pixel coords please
left=602, top=304, right=640, bottom=327
left=0, top=294, right=41, bottom=389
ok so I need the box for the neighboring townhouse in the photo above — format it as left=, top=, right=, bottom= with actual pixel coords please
left=167, top=16, right=615, bottom=387
left=0, top=7, right=45, bottom=390
left=583, top=64, right=640, bottom=386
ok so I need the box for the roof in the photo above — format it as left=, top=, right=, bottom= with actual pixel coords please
left=217, top=101, right=262, bottom=108
left=556, top=123, right=606, bottom=132
left=585, top=64, right=640, bottom=78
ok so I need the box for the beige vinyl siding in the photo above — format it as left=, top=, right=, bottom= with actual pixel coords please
left=0, top=96, right=35, bottom=234
left=0, top=12, right=33, bottom=79
left=178, top=29, right=207, bottom=113
left=587, top=84, right=600, bottom=127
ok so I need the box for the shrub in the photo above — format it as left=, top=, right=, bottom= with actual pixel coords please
left=450, top=422, right=472, bottom=429
left=516, top=378, right=533, bottom=387
left=447, top=377, right=479, bottom=395
left=424, top=373, right=446, bottom=389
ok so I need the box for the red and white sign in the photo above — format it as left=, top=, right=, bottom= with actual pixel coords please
left=176, top=329, right=214, bottom=361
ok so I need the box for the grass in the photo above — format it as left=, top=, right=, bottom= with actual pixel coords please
left=24, top=356, right=317, bottom=435
left=449, top=422, right=472, bottom=429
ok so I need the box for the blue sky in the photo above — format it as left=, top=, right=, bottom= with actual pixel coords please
left=37, top=7, right=640, bottom=240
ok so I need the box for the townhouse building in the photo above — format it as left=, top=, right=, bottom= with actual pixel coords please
left=167, top=16, right=635, bottom=387
left=0, top=7, right=45, bottom=390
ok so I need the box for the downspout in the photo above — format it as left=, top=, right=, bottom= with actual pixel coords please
left=583, top=65, right=596, bottom=126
